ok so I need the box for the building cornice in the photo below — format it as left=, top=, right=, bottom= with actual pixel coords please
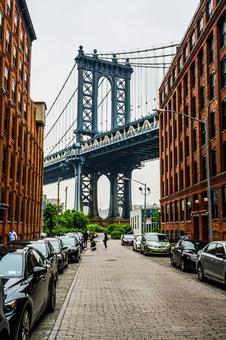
left=16, top=0, right=37, bottom=42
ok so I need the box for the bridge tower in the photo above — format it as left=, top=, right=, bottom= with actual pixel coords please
left=73, top=46, right=133, bottom=220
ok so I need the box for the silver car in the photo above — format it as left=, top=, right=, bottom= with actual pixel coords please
left=197, top=241, right=226, bottom=285
left=133, top=235, right=142, bottom=252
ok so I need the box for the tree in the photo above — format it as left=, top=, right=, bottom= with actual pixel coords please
left=43, top=203, right=63, bottom=234
left=58, top=209, right=89, bottom=232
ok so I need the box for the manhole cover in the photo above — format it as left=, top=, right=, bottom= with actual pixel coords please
left=107, top=259, right=117, bottom=261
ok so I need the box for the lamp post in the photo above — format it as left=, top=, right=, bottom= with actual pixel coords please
left=65, top=186, right=68, bottom=211
left=153, top=108, right=213, bottom=241
left=122, top=177, right=150, bottom=234
left=57, top=177, right=62, bottom=208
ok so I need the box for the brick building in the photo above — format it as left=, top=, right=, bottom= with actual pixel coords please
left=0, top=0, right=45, bottom=242
left=159, top=0, right=226, bottom=241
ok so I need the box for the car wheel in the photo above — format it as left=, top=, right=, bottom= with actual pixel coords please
left=197, top=264, right=205, bottom=282
left=47, top=281, right=56, bottom=313
left=170, top=254, right=175, bottom=266
left=181, top=258, right=187, bottom=272
left=59, top=263, right=64, bottom=274
left=18, top=309, right=30, bottom=340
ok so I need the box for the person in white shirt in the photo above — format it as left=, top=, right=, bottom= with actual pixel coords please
left=8, top=227, right=17, bottom=243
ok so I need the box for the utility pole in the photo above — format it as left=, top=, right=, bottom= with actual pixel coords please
left=65, top=186, right=68, bottom=211
left=57, top=177, right=62, bottom=208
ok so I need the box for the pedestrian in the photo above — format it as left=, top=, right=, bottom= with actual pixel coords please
left=83, top=230, right=89, bottom=247
left=103, top=232, right=109, bottom=249
left=8, top=227, right=17, bottom=243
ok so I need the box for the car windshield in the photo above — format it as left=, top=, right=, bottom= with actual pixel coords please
left=183, top=241, right=207, bottom=250
left=124, top=235, right=134, bottom=240
left=146, top=234, right=168, bottom=242
left=0, top=253, right=23, bottom=277
left=48, top=240, right=60, bottom=251
left=30, top=243, right=47, bottom=257
left=60, top=237, right=75, bottom=246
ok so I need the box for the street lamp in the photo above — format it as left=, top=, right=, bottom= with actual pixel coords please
left=122, top=177, right=150, bottom=233
left=153, top=107, right=213, bottom=241
left=57, top=177, right=62, bottom=208
left=65, top=186, right=68, bottom=211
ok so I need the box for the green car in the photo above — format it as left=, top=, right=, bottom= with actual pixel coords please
left=140, top=233, right=171, bottom=256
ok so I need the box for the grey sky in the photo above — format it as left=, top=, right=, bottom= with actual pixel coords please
left=26, top=0, right=199, bottom=210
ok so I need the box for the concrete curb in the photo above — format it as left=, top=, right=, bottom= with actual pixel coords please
left=48, top=259, right=82, bottom=340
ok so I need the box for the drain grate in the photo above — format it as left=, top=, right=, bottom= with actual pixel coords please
left=107, top=259, right=117, bottom=261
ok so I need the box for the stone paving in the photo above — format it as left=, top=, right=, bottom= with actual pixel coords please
left=47, top=239, right=226, bottom=340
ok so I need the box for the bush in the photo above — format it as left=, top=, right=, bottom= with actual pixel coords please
left=106, top=224, right=132, bottom=236
left=110, top=230, right=122, bottom=239
left=87, top=224, right=104, bottom=233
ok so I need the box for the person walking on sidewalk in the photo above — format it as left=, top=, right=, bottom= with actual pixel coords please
left=103, top=232, right=109, bottom=249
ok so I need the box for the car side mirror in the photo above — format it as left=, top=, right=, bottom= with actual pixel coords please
left=33, top=266, right=47, bottom=276
left=216, top=253, right=225, bottom=259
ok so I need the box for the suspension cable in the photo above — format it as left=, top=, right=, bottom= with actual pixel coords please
left=101, top=53, right=175, bottom=61
left=45, top=64, right=76, bottom=118
left=44, top=87, right=78, bottom=140
left=87, top=43, right=179, bottom=56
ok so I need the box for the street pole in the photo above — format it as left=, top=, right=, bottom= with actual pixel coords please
left=204, top=120, right=213, bottom=241
left=65, top=186, right=68, bottom=211
left=57, top=177, right=62, bottom=208
left=144, top=183, right=147, bottom=233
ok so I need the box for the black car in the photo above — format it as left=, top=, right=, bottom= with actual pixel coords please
left=0, top=279, right=10, bottom=339
left=45, top=237, right=68, bottom=273
left=12, top=239, right=58, bottom=281
left=64, top=232, right=84, bottom=251
left=121, top=234, right=135, bottom=246
left=171, top=239, right=207, bottom=271
left=59, top=236, right=81, bottom=262
left=0, top=245, right=56, bottom=340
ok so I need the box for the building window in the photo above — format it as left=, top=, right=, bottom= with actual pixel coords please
left=25, top=45, right=29, bottom=62
left=7, top=0, right=11, bottom=17
left=13, top=46, right=18, bottom=67
left=180, top=199, right=184, bottom=222
left=179, top=141, right=183, bottom=161
left=206, top=0, right=213, bottom=22
left=12, top=79, right=16, bottom=102
left=20, top=31, right=24, bottom=50
left=161, top=206, right=165, bottom=222
left=169, top=151, right=172, bottom=169
left=18, top=92, right=22, bottom=112
left=186, top=166, right=190, bottom=187
left=218, top=13, right=226, bottom=49
left=175, top=201, right=178, bottom=222
left=210, top=111, right=216, bottom=138
left=24, top=103, right=27, bottom=120
left=184, top=74, right=188, bottom=98
left=222, top=99, right=226, bottom=131
left=180, top=169, right=184, bottom=189
left=24, top=72, right=28, bottom=90
left=186, top=198, right=191, bottom=221
left=190, top=31, right=195, bottom=51
left=211, top=149, right=217, bottom=176
left=6, top=29, right=10, bottom=53
left=190, top=62, right=196, bottom=88
left=193, top=161, right=198, bottom=183
left=178, top=84, right=182, bottom=106
left=209, top=73, right=215, bottom=100
left=185, top=105, right=189, bottom=128
left=202, top=155, right=207, bottom=180
left=193, top=128, right=197, bottom=151
left=185, top=136, right=189, bottom=157
left=18, top=124, right=23, bottom=147
left=170, top=203, right=173, bottom=222
left=223, top=186, right=226, bottom=218
left=179, top=114, right=182, bottom=133
left=4, top=105, right=9, bottom=133
left=175, top=173, right=178, bottom=192
left=174, top=118, right=177, bottom=138
left=174, top=146, right=178, bottom=166
left=197, top=16, right=204, bottom=38
left=0, top=190, right=4, bottom=221
left=201, top=124, right=206, bottom=146
left=172, top=67, right=176, bottom=83
left=4, top=67, right=9, bottom=92
left=12, top=116, right=16, bottom=141
left=212, top=189, right=218, bottom=219
left=14, top=14, right=18, bottom=34
left=200, top=85, right=205, bottom=111
left=183, top=45, right=188, bottom=63
left=19, top=60, right=23, bottom=79
left=207, top=33, right=214, bottom=64
left=224, top=142, right=226, bottom=171
left=191, top=96, right=196, bottom=117
left=2, top=148, right=7, bottom=176
left=178, top=57, right=182, bottom=73
left=198, top=49, right=204, bottom=77
left=0, top=12, right=3, bottom=39
left=166, top=205, right=169, bottom=222
left=10, top=153, right=13, bottom=179
left=221, top=58, right=226, bottom=89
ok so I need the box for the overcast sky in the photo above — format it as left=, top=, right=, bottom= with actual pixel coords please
left=26, top=0, right=199, bottom=211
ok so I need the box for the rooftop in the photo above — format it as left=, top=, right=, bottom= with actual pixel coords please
left=17, top=0, right=36, bottom=42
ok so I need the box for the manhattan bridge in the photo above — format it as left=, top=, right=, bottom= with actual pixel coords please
left=44, top=44, right=178, bottom=221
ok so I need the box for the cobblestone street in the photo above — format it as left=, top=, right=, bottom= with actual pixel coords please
left=29, top=238, right=225, bottom=340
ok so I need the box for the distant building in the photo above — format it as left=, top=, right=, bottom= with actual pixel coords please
left=130, top=207, right=160, bottom=235
left=0, top=0, right=45, bottom=242
left=159, top=0, right=226, bottom=241
left=47, top=199, right=59, bottom=205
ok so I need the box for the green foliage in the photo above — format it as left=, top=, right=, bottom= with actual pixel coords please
left=58, top=210, right=89, bottom=232
left=110, top=230, right=122, bottom=239
left=87, top=224, right=104, bottom=233
left=43, top=203, right=63, bottom=234
left=151, top=210, right=161, bottom=223
left=106, top=224, right=132, bottom=237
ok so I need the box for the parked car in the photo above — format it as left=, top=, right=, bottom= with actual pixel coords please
left=170, top=239, right=207, bottom=271
left=59, top=236, right=81, bottom=262
left=64, top=232, right=84, bottom=251
left=45, top=237, right=68, bottom=273
left=133, top=235, right=142, bottom=251
left=0, top=279, right=10, bottom=340
left=121, top=234, right=135, bottom=246
left=196, top=241, right=226, bottom=285
left=12, top=239, right=58, bottom=280
left=140, top=233, right=171, bottom=255
left=0, top=245, right=56, bottom=340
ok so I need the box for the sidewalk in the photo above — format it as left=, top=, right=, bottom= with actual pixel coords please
left=48, top=238, right=226, bottom=340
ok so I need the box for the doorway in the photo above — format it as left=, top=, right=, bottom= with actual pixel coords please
left=201, top=215, right=208, bottom=241
left=193, top=216, right=199, bottom=239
